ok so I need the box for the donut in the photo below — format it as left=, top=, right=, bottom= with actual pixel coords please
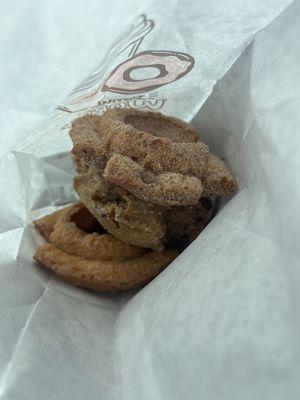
left=49, top=202, right=145, bottom=260
left=101, top=50, right=194, bottom=94
left=70, top=108, right=212, bottom=206
left=104, top=153, right=237, bottom=205
left=34, top=208, right=64, bottom=241
left=34, top=243, right=177, bottom=292
left=73, top=172, right=167, bottom=250
left=33, top=203, right=178, bottom=292
left=201, top=154, right=238, bottom=197
left=73, top=172, right=214, bottom=250
left=103, top=154, right=204, bottom=206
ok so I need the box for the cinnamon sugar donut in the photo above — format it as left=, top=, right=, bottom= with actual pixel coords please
left=73, top=172, right=213, bottom=250
left=34, top=243, right=177, bottom=292
left=49, top=202, right=144, bottom=260
left=33, top=203, right=177, bottom=292
left=70, top=108, right=213, bottom=206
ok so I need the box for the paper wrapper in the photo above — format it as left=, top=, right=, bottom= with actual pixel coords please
left=1, top=0, right=300, bottom=398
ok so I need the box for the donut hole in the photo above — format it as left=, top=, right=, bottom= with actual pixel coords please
left=70, top=206, right=106, bottom=234
left=126, top=115, right=187, bottom=142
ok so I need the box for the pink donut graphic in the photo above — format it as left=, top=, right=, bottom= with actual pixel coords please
left=102, top=50, right=194, bottom=94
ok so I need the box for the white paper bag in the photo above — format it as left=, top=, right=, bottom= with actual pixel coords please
left=1, top=0, right=299, bottom=399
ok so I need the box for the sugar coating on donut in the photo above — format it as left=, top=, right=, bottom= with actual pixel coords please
left=71, top=108, right=214, bottom=205
left=103, top=154, right=203, bottom=206
left=201, top=154, right=237, bottom=197
left=99, top=109, right=198, bottom=142
left=71, top=114, right=108, bottom=170
left=71, top=109, right=237, bottom=205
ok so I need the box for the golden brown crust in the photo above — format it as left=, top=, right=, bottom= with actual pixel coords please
left=49, top=203, right=145, bottom=260
left=74, top=172, right=213, bottom=249
left=73, top=173, right=166, bottom=250
left=202, top=154, right=237, bottom=197
left=72, top=154, right=89, bottom=174
left=33, top=204, right=177, bottom=292
left=33, top=209, right=64, bottom=240
left=71, top=110, right=199, bottom=163
left=165, top=198, right=213, bottom=241
left=70, top=108, right=211, bottom=206
left=70, top=114, right=108, bottom=170
left=103, top=154, right=204, bottom=206
left=118, top=109, right=199, bottom=143
left=34, top=243, right=178, bottom=292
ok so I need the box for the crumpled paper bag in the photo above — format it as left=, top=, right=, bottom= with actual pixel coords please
left=1, top=0, right=300, bottom=399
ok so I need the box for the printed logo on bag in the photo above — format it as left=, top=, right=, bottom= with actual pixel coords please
left=58, top=14, right=194, bottom=114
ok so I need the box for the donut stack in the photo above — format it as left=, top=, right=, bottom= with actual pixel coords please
left=71, top=108, right=236, bottom=250
left=33, top=109, right=237, bottom=292
left=34, top=203, right=177, bottom=292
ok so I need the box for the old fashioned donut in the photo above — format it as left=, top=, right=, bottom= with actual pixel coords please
left=70, top=108, right=199, bottom=165
left=71, top=108, right=212, bottom=206
left=73, top=172, right=214, bottom=249
left=73, top=172, right=167, bottom=250
left=102, top=50, right=194, bottom=94
left=103, top=154, right=204, bottom=206
left=34, top=208, right=64, bottom=241
left=49, top=202, right=144, bottom=260
left=72, top=154, right=89, bottom=174
left=164, top=197, right=213, bottom=242
left=201, top=154, right=237, bottom=197
left=33, top=203, right=178, bottom=292
left=34, top=243, right=178, bottom=292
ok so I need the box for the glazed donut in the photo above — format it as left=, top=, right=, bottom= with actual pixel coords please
left=102, top=50, right=194, bottom=94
